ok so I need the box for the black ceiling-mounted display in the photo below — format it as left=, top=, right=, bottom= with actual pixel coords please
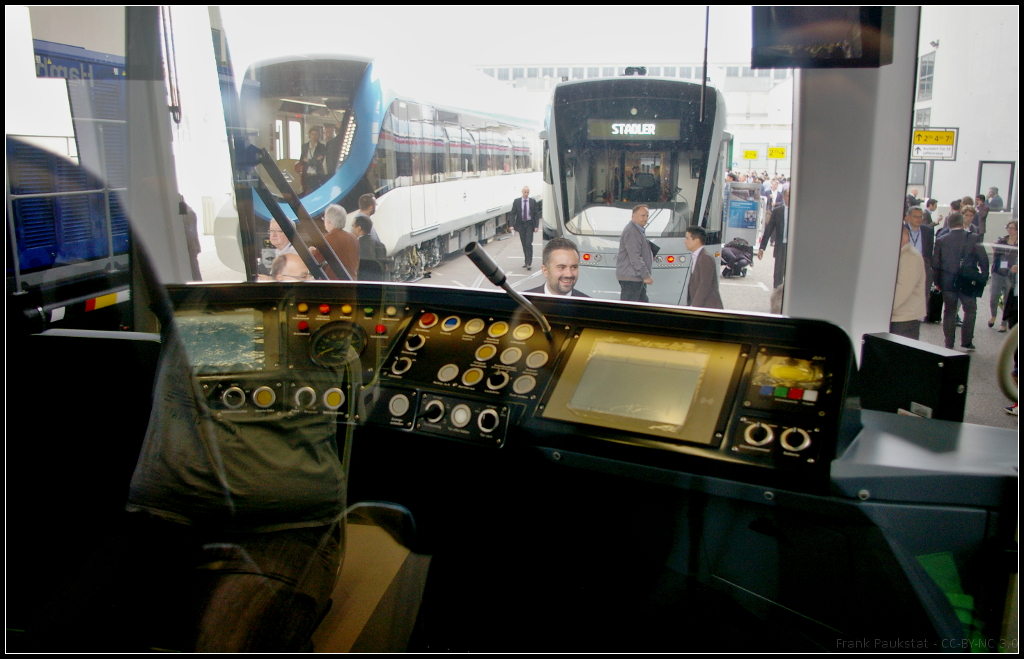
left=752, top=6, right=895, bottom=69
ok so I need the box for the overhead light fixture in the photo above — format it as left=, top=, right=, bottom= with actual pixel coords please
left=281, top=98, right=327, bottom=107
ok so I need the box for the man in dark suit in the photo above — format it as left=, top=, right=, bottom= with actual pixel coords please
left=352, top=215, right=387, bottom=281
left=525, top=237, right=590, bottom=297
left=932, top=211, right=989, bottom=350
left=510, top=186, right=540, bottom=269
left=684, top=226, right=724, bottom=309
left=904, top=205, right=934, bottom=301
left=757, top=187, right=790, bottom=288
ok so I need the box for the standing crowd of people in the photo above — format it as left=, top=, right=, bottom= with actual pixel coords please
left=259, top=193, right=388, bottom=283
left=890, top=187, right=1017, bottom=416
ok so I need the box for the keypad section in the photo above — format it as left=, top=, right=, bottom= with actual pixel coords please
left=726, top=414, right=823, bottom=470
left=415, top=392, right=510, bottom=446
left=201, top=375, right=356, bottom=420
left=742, top=348, right=832, bottom=416
left=381, top=310, right=567, bottom=405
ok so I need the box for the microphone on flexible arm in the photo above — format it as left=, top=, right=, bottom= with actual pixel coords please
left=464, top=242, right=554, bottom=343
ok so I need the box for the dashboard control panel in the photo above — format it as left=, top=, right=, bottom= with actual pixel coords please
left=167, top=283, right=858, bottom=492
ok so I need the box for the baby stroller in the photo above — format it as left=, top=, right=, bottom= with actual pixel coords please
left=721, top=238, right=753, bottom=278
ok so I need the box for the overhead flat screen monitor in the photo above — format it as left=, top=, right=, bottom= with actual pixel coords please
left=751, top=6, right=894, bottom=69
left=543, top=329, right=743, bottom=444
left=588, top=119, right=681, bottom=141
left=175, top=309, right=267, bottom=374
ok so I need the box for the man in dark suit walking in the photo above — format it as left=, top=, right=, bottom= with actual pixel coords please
left=932, top=212, right=989, bottom=350
left=511, top=186, right=540, bottom=269
left=684, top=226, right=724, bottom=309
left=757, top=187, right=790, bottom=289
left=525, top=237, right=590, bottom=297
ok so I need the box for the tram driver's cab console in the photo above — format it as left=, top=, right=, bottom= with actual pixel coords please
left=171, top=282, right=857, bottom=494
left=162, top=281, right=1015, bottom=650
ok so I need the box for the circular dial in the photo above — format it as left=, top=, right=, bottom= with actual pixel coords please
left=743, top=422, right=774, bottom=447
left=222, top=386, right=246, bottom=409
left=294, top=386, right=316, bottom=408
left=780, top=427, right=812, bottom=452
left=309, top=322, right=366, bottom=368
left=422, top=399, right=445, bottom=423
left=477, top=408, right=501, bottom=433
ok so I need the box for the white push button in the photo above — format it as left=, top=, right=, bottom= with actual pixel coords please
left=512, top=375, right=536, bottom=394
left=388, top=394, right=410, bottom=417
left=450, top=404, right=472, bottom=428
left=525, top=350, right=549, bottom=369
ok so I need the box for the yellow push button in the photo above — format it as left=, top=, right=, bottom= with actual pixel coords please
left=341, top=304, right=353, bottom=315
left=297, top=303, right=309, bottom=313
left=323, top=388, right=345, bottom=410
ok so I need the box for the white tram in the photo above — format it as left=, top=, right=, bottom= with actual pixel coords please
left=540, top=75, right=729, bottom=304
left=222, top=55, right=544, bottom=280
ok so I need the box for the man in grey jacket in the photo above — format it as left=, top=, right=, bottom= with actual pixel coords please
left=616, top=204, right=654, bottom=302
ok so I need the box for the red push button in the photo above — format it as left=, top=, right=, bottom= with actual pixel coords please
left=375, top=324, right=387, bottom=335
left=787, top=388, right=804, bottom=400
left=420, top=312, right=438, bottom=328
left=319, top=304, right=331, bottom=315
left=297, top=320, right=310, bottom=332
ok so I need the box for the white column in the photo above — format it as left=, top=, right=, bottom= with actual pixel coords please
left=785, top=6, right=921, bottom=359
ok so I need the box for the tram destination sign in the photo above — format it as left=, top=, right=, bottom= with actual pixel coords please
left=911, top=127, right=958, bottom=161
left=588, top=119, right=681, bottom=141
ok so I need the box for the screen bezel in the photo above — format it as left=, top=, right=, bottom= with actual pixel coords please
left=541, top=328, right=746, bottom=445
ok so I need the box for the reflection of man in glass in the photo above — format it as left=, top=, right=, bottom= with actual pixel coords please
left=270, top=253, right=314, bottom=281
left=616, top=204, right=654, bottom=302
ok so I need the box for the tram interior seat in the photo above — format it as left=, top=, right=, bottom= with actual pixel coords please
left=358, top=259, right=387, bottom=282
left=625, top=172, right=660, bottom=202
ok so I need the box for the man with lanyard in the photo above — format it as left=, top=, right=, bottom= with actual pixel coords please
left=904, top=205, right=934, bottom=303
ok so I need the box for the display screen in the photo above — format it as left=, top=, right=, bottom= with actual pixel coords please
left=568, top=342, right=709, bottom=427
left=543, top=329, right=743, bottom=445
left=176, top=309, right=265, bottom=373
left=587, top=119, right=681, bottom=141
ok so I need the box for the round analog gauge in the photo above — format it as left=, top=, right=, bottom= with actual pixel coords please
left=309, top=321, right=367, bottom=368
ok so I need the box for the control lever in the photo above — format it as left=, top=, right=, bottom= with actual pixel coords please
left=465, top=242, right=553, bottom=343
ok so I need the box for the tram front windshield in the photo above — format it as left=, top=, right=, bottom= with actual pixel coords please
left=562, top=146, right=706, bottom=238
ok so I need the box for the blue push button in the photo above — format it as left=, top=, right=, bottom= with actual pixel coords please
left=760, top=386, right=774, bottom=396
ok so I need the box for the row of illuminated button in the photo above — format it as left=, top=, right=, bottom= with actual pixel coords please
left=388, top=394, right=502, bottom=433
left=221, top=385, right=345, bottom=410
left=742, top=422, right=812, bottom=452
left=391, top=357, right=537, bottom=393
left=760, top=385, right=819, bottom=402
left=418, top=314, right=535, bottom=341
left=297, top=303, right=400, bottom=318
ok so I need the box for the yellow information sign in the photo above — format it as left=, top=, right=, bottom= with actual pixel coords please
left=910, top=127, right=958, bottom=160
left=913, top=130, right=956, bottom=145
left=768, top=147, right=787, bottom=159
left=743, top=150, right=759, bottom=160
